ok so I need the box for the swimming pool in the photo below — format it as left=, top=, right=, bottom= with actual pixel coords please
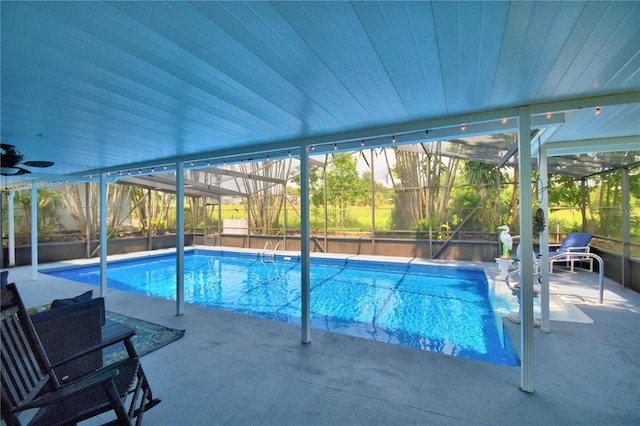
left=44, top=250, right=520, bottom=366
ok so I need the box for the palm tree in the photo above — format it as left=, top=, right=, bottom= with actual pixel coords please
left=14, top=188, right=63, bottom=239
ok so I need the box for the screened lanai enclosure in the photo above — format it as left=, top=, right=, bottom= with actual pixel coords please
left=3, top=137, right=639, bottom=289
left=3, top=0, right=640, bottom=400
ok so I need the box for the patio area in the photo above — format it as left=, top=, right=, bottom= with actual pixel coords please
left=6, top=254, right=639, bottom=425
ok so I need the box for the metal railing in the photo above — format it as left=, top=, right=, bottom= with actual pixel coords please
left=505, top=252, right=605, bottom=304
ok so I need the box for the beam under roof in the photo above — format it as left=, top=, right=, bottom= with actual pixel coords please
left=198, top=167, right=286, bottom=185
left=542, top=136, right=640, bottom=157
left=118, top=175, right=247, bottom=198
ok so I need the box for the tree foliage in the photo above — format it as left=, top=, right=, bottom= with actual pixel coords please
left=292, top=153, right=368, bottom=229
left=324, top=153, right=368, bottom=227
left=386, top=148, right=426, bottom=229
left=548, top=175, right=584, bottom=206
left=237, top=159, right=291, bottom=234
left=384, top=144, right=461, bottom=233
left=61, top=183, right=134, bottom=239
left=458, top=160, right=503, bottom=232
left=14, top=188, right=64, bottom=237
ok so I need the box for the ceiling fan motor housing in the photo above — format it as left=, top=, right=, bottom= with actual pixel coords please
left=1, top=144, right=25, bottom=168
left=1, top=144, right=54, bottom=175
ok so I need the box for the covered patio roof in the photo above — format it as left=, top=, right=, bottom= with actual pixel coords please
left=1, top=1, right=638, bottom=188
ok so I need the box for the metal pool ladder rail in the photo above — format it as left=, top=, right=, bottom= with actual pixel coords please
left=261, top=241, right=273, bottom=261
left=261, top=241, right=282, bottom=262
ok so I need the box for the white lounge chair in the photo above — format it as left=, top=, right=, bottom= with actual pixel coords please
left=544, top=233, right=593, bottom=273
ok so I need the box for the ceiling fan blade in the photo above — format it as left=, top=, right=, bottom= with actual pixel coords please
left=23, top=160, right=54, bottom=168
left=1, top=167, right=32, bottom=176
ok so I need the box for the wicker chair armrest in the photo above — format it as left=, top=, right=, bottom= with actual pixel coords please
left=102, top=320, right=136, bottom=347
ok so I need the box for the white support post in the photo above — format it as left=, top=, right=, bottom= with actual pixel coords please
left=621, top=167, right=631, bottom=286
left=580, top=179, right=587, bottom=232
left=300, top=142, right=311, bottom=344
left=31, top=183, right=38, bottom=280
left=85, top=183, right=91, bottom=258
left=539, top=144, right=550, bottom=333
left=518, top=106, right=535, bottom=393
left=99, top=174, right=108, bottom=296
left=8, top=190, right=16, bottom=267
left=176, top=161, right=185, bottom=316
left=323, top=158, right=328, bottom=251
left=217, top=202, right=222, bottom=246
left=283, top=193, right=288, bottom=250
left=370, top=149, right=376, bottom=255
left=147, top=188, right=152, bottom=251
left=246, top=197, right=251, bottom=248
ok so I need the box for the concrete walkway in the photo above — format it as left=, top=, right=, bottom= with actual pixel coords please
left=4, top=254, right=639, bottom=425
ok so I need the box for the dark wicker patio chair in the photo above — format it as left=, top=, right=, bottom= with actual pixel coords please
left=30, top=297, right=107, bottom=384
left=29, top=295, right=161, bottom=423
left=1, top=283, right=158, bottom=426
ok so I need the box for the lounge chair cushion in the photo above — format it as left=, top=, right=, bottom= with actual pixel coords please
left=553, top=233, right=592, bottom=258
left=537, top=233, right=593, bottom=258
left=556, top=232, right=592, bottom=249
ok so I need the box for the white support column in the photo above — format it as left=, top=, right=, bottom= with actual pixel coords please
left=539, top=144, right=550, bottom=333
left=300, top=142, right=311, bottom=344
left=621, top=167, right=631, bottom=287
left=323, top=158, right=328, bottom=251
left=580, top=179, right=587, bottom=232
left=100, top=174, right=108, bottom=296
left=246, top=197, right=251, bottom=248
left=370, top=149, right=376, bottom=255
left=176, top=161, right=185, bottom=316
left=518, top=106, right=535, bottom=393
left=217, top=202, right=222, bottom=247
left=85, top=183, right=91, bottom=258
left=8, top=190, right=16, bottom=267
left=147, top=188, right=152, bottom=251
left=31, top=183, right=38, bottom=280
left=283, top=193, right=288, bottom=250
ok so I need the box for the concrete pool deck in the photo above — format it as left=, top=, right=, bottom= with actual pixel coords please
left=4, top=249, right=639, bottom=425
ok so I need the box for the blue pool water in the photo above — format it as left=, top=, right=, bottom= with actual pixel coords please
left=44, top=250, right=520, bottom=366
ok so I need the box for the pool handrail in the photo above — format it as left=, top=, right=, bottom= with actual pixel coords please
left=505, top=252, right=605, bottom=304
left=261, top=241, right=273, bottom=260
left=261, top=241, right=282, bottom=262
left=273, top=241, right=282, bottom=256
